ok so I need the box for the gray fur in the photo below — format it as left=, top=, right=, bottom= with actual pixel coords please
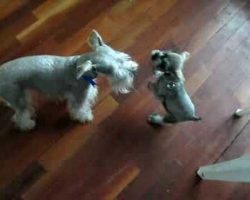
left=148, top=50, right=201, bottom=125
left=0, top=30, right=138, bottom=131
left=151, top=49, right=190, bottom=82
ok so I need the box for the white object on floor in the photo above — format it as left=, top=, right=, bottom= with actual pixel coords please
left=197, top=155, right=250, bottom=183
left=234, top=108, right=250, bottom=117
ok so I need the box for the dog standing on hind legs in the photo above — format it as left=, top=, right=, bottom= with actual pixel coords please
left=0, top=30, right=138, bottom=131
left=148, top=49, right=201, bottom=125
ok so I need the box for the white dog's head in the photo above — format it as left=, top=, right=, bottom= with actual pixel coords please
left=86, top=30, right=138, bottom=94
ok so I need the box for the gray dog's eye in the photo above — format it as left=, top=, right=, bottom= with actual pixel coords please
left=151, top=52, right=160, bottom=61
left=157, top=57, right=170, bottom=71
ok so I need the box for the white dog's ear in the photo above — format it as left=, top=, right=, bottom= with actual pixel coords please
left=76, top=60, right=93, bottom=79
left=87, top=29, right=105, bottom=50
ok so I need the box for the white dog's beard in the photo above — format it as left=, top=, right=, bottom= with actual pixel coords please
left=110, top=60, right=138, bottom=94
left=109, top=70, right=134, bottom=94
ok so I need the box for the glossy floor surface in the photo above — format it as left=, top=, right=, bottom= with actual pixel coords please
left=0, top=0, right=250, bottom=199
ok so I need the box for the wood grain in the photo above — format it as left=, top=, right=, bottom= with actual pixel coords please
left=0, top=0, right=249, bottom=199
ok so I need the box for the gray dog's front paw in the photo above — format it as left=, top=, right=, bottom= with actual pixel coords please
left=148, top=113, right=164, bottom=125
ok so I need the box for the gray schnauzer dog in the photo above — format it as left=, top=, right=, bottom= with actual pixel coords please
left=148, top=50, right=201, bottom=125
left=0, top=30, right=138, bottom=131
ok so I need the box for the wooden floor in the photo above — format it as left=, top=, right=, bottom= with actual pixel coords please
left=0, top=0, right=250, bottom=199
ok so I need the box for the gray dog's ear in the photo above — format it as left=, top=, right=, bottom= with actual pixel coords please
left=75, top=60, right=93, bottom=79
left=87, top=29, right=104, bottom=50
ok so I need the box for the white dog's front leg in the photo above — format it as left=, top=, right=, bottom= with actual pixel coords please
left=67, top=87, right=97, bottom=123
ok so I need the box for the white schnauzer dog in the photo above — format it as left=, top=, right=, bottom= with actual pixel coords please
left=0, top=30, right=138, bottom=131
left=148, top=50, right=201, bottom=125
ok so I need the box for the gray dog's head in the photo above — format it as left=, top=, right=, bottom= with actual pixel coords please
left=81, top=30, right=138, bottom=94
left=151, top=50, right=190, bottom=82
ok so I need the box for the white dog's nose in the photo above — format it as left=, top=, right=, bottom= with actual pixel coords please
left=127, top=60, right=138, bottom=69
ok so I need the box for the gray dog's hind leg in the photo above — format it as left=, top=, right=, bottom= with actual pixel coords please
left=67, top=86, right=98, bottom=123
left=148, top=113, right=177, bottom=125
left=1, top=86, right=35, bottom=131
left=148, top=113, right=164, bottom=125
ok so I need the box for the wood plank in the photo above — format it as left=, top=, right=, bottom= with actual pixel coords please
left=0, top=0, right=30, bottom=21
left=118, top=4, right=250, bottom=199
left=39, top=95, right=119, bottom=171
left=22, top=86, right=158, bottom=200
left=185, top=0, right=248, bottom=55
left=85, top=162, right=140, bottom=200
left=195, top=122, right=250, bottom=200
left=17, top=0, right=83, bottom=42
left=0, top=162, right=45, bottom=200
left=0, top=0, right=250, bottom=200
left=0, top=0, right=44, bottom=63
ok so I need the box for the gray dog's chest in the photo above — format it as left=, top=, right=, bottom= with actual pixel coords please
left=155, top=79, right=195, bottom=120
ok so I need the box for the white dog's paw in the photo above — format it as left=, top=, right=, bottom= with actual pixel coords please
left=80, top=112, right=94, bottom=123
left=70, top=110, right=93, bottom=123
left=148, top=113, right=164, bottom=125
left=12, top=111, right=36, bottom=131
left=16, top=119, right=36, bottom=131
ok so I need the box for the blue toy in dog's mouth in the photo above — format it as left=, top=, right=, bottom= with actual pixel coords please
left=82, top=75, right=97, bottom=86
